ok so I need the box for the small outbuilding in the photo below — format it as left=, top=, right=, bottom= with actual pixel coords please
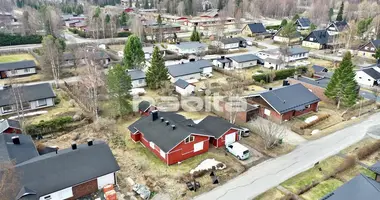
left=174, top=79, right=195, bottom=96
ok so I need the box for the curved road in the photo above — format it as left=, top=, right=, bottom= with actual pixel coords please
left=194, top=112, right=380, bottom=200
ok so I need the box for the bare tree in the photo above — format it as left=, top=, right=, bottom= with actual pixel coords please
left=309, top=0, right=329, bottom=25
left=371, top=87, right=380, bottom=107
left=177, top=1, right=185, bottom=16
left=131, top=16, right=144, bottom=39
left=247, top=117, right=287, bottom=150
left=0, top=162, right=20, bottom=200
left=40, top=35, right=65, bottom=88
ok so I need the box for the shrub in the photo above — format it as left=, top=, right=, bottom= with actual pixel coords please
left=356, top=141, right=380, bottom=160
left=299, top=114, right=330, bottom=129
left=0, top=33, right=42, bottom=46
left=333, top=156, right=356, bottom=175
left=54, top=96, right=61, bottom=105
left=117, top=31, right=132, bottom=37
left=25, top=116, right=74, bottom=136
left=252, top=66, right=308, bottom=83
left=266, top=25, right=282, bottom=30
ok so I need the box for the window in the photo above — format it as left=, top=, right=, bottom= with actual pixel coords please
left=371, top=47, right=375, bottom=51
left=359, top=77, right=362, bottom=79
left=185, top=136, right=195, bottom=143
left=22, top=102, right=30, bottom=110
left=365, top=47, right=369, bottom=50
left=309, top=38, right=314, bottom=41
left=44, top=195, right=52, bottom=200
left=11, top=70, right=16, bottom=74
left=305, top=105, right=311, bottom=109
left=24, top=68, right=30, bottom=73
left=264, top=109, right=271, bottom=116
left=2, top=105, right=13, bottom=113
left=149, top=141, right=155, bottom=149
left=37, top=99, right=47, bottom=107
left=368, top=79, right=371, bottom=81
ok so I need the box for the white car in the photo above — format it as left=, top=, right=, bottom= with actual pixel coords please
left=226, top=142, right=250, bottom=160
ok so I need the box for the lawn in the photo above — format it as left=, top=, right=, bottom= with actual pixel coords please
left=308, top=58, right=335, bottom=69
left=254, top=188, right=285, bottom=200
left=281, top=156, right=344, bottom=194
left=0, top=53, right=39, bottom=64
left=337, top=164, right=376, bottom=181
left=300, top=178, right=343, bottom=200
left=0, top=74, right=42, bottom=85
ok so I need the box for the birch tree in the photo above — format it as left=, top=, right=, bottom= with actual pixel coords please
left=41, top=35, right=66, bottom=88
left=247, top=118, right=287, bottom=150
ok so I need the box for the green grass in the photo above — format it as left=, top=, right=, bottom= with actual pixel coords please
left=281, top=156, right=344, bottom=194
left=337, top=164, right=376, bottom=181
left=301, top=178, right=343, bottom=200
left=0, top=53, right=38, bottom=64
left=254, top=188, right=285, bottom=200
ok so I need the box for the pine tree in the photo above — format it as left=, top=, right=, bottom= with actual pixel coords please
left=328, top=8, right=334, bottom=21
left=190, top=26, right=200, bottom=41
left=281, top=19, right=288, bottom=27
left=144, top=0, right=149, bottom=9
left=292, top=14, right=299, bottom=22
left=106, top=64, right=133, bottom=116
left=123, top=35, right=145, bottom=69
left=324, top=52, right=358, bottom=109
left=373, top=48, right=380, bottom=60
left=146, top=46, right=169, bottom=89
left=336, top=2, right=344, bottom=21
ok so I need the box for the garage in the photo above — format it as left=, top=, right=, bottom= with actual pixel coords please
left=225, top=132, right=236, bottom=145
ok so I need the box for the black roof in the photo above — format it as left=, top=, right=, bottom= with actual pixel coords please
left=174, top=79, right=190, bottom=89
left=229, top=54, right=259, bottom=63
left=328, top=21, right=348, bottom=32
left=196, top=116, right=240, bottom=138
left=369, top=161, right=380, bottom=174
left=12, top=141, right=119, bottom=199
left=246, top=23, right=266, bottom=34
left=296, top=17, right=311, bottom=27
left=0, top=119, right=21, bottom=133
left=0, top=134, right=39, bottom=165
left=362, top=68, right=380, bottom=79
left=0, top=60, right=36, bottom=71
left=220, top=37, right=246, bottom=44
left=128, top=112, right=211, bottom=152
left=0, top=83, right=56, bottom=107
left=312, top=65, right=328, bottom=73
left=250, top=83, right=320, bottom=114
left=127, top=69, right=146, bottom=80
left=291, top=76, right=331, bottom=88
left=304, top=30, right=330, bottom=45
left=138, top=100, right=151, bottom=112
left=321, top=174, right=380, bottom=200
left=167, top=60, right=213, bottom=77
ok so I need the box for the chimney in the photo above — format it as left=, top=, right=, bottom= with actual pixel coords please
left=87, top=139, right=93, bottom=146
left=165, top=120, right=170, bottom=126
left=269, top=88, right=272, bottom=90
left=221, top=56, right=225, bottom=59
left=12, top=136, right=20, bottom=145
left=71, top=142, right=77, bottom=150
left=293, top=74, right=299, bottom=80
left=152, top=110, right=158, bottom=121
left=171, top=125, right=176, bottom=130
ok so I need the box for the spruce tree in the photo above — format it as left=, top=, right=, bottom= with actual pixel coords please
left=336, top=2, right=344, bottom=21
left=328, top=8, right=334, bottom=21
left=281, top=19, right=288, bottom=27
left=146, top=46, right=169, bottom=89
left=144, top=0, right=149, bottom=9
left=325, top=52, right=358, bottom=109
left=123, top=35, right=145, bottom=69
left=190, top=26, right=200, bottom=41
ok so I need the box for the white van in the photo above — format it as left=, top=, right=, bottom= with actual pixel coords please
left=226, top=142, right=250, bottom=160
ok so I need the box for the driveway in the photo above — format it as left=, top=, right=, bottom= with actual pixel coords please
left=194, top=112, right=380, bottom=200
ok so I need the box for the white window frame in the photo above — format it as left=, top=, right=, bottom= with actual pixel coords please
left=24, top=68, right=30, bottom=73
left=160, top=149, right=166, bottom=158
left=264, top=108, right=271, bottom=116
left=185, top=136, right=195, bottom=143
left=365, top=47, right=369, bottom=50
left=2, top=105, right=13, bottom=113
left=149, top=141, right=155, bottom=149
left=37, top=99, right=47, bottom=107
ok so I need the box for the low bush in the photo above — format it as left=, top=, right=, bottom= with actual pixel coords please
left=252, top=66, right=308, bottom=83
left=0, top=33, right=42, bottom=46
left=54, top=96, right=61, bottom=105
left=356, top=141, right=380, bottom=160
left=299, top=114, right=330, bottom=130
left=333, top=156, right=356, bottom=175
left=266, top=25, right=282, bottom=30
left=25, top=116, right=74, bottom=136
left=117, top=31, right=132, bottom=37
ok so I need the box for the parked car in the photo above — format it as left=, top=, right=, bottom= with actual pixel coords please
left=226, top=142, right=250, bottom=160
left=241, top=128, right=250, bottom=137
left=246, top=41, right=253, bottom=46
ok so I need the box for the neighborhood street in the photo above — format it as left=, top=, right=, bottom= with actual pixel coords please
left=194, top=112, right=380, bottom=200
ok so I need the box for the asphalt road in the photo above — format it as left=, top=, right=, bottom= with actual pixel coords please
left=194, top=112, right=380, bottom=200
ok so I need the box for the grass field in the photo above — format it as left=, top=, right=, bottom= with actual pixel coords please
left=254, top=188, right=285, bottom=200
left=300, top=178, right=343, bottom=200
left=0, top=53, right=38, bottom=64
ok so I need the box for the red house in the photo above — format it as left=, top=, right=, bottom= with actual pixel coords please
left=124, top=7, right=134, bottom=13
left=128, top=112, right=242, bottom=165
left=246, top=83, right=320, bottom=123
left=0, top=119, right=22, bottom=134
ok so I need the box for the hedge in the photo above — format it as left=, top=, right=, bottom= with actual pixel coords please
left=299, top=114, right=330, bottom=130
left=0, top=33, right=42, bottom=46
left=252, top=66, right=308, bottom=83
left=117, top=32, right=132, bottom=37
left=266, top=25, right=282, bottom=30
left=25, top=116, right=74, bottom=136
left=68, top=28, right=89, bottom=38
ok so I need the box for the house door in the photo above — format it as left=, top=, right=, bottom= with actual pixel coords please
left=225, top=133, right=236, bottom=145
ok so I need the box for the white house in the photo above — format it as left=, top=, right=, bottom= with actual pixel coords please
left=174, top=79, right=195, bottom=96
left=167, top=42, right=208, bottom=55
left=127, top=69, right=147, bottom=88
left=167, top=60, right=213, bottom=82
left=285, top=46, right=309, bottom=62
left=264, top=58, right=286, bottom=70
left=355, top=67, right=380, bottom=87
left=0, top=83, right=56, bottom=116
left=229, top=54, right=259, bottom=69
left=212, top=37, right=246, bottom=50
left=0, top=60, right=37, bottom=79
left=213, top=56, right=233, bottom=70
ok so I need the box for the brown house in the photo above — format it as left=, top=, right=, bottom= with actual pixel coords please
left=357, top=39, right=380, bottom=59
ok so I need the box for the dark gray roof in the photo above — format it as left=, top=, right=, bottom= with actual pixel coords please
left=246, top=23, right=266, bottom=33
left=0, top=119, right=21, bottom=133
left=321, top=174, right=380, bottom=200
left=172, top=42, right=208, bottom=50
left=329, top=21, right=348, bottom=32
left=174, top=79, right=190, bottom=89
left=12, top=141, right=120, bottom=199
left=127, top=69, right=146, bottom=80
left=0, top=60, right=36, bottom=71
left=229, top=54, right=259, bottom=63
left=128, top=112, right=211, bottom=152
left=296, top=17, right=311, bottom=27
left=305, top=30, right=330, bottom=45
left=264, top=57, right=283, bottom=65
left=252, top=83, right=320, bottom=114
left=0, top=83, right=56, bottom=107
left=369, top=161, right=380, bottom=174
left=196, top=116, right=240, bottom=138
left=292, top=76, right=330, bottom=88
left=220, top=37, right=246, bottom=44
left=312, top=65, right=328, bottom=73
left=215, top=57, right=232, bottom=63
left=138, top=100, right=151, bottom=112
left=287, top=46, right=309, bottom=56
left=372, top=39, right=380, bottom=49
left=167, top=60, right=213, bottom=77
left=0, top=134, right=39, bottom=164
left=363, top=68, right=380, bottom=79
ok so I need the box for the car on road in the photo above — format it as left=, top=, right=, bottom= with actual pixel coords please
left=226, top=142, right=250, bottom=160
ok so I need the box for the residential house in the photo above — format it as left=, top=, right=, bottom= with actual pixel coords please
left=302, top=29, right=331, bottom=49
left=229, top=54, right=259, bottom=69
left=264, top=57, right=286, bottom=70
left=127, top=69, right=147, bottom=88
left=0, top=12, right=15, bottom=24
left=167, top=60, right=213, bottom=82
left=0, top=60, right=37, bottom=79
left=167, top=42, right=208, bottom=55
left=124, top=7, right=135, bottom=13
left=213, top=56, right=233, bottom=70
left=65, top=20, right=80, bottom=27
left=241, top=23, right=267, bottom=36
left=357, top=39, right=380, bottom=59
left=285, top=46, right=309, bottom=62
left=217, top=98, right=259, bottom=123
left=295, top=17, right=311, bottom=30
left=137, top=100, right=156, bottom=116
left=0, top=83, right=56, bottom=116
left=0, top=119, right=21, bottom=134
left=273, top=27, right=303, bottom=44
left=355, top=67, right=380, bottom=87
left=184, top=17, right=235, bottom=28
left=212, top=37, right=246, bottom=50
left=61, top=14, right=86, bottom=21
left=312, top=65, right=329, bottom=74
left=174, top=79, right=195, bottom=96
left=326, top=21, right=348, bottom=35
left=0, top=134, right=119, bottom=200
left=246, top=83, right=320, bottom=123
left=62, top=51, right=111, bottom=67
left=199, top=9, right=219, bottom=18
left=321, top=161, right=380, bottom=200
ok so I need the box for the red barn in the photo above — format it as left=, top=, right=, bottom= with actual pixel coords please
left=0, top=119, right=22, bottom=134
left=246, top=83, right=320, bottom=123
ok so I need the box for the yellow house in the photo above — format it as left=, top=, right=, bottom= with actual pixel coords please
left=241, top=23, right=267, bottom=36
left=301, top=30, right=329, bottom=50
left=357, top=40, right=380, bottom=59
